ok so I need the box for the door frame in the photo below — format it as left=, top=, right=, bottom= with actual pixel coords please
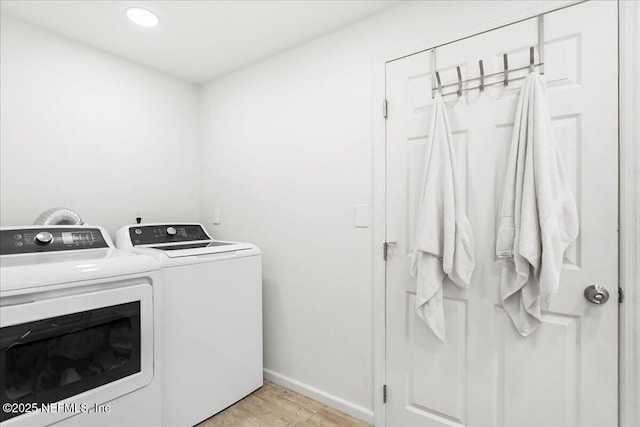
left=618, top=1, right=640, bottom=426
left=372, top=1, right=640, bottom=426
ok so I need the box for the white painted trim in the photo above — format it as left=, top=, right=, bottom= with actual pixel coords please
left=263, top=369, right=375, bottom=424
left=619, top=1, right=640, bottom=426
left=372, top=47, right=388, bottom=427
left=371, top=1, right=625, bottom=426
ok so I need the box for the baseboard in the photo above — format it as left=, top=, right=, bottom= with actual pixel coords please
left=263, top=369, right=375, bottom=425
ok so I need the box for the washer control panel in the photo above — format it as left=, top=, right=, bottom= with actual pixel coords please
left=129, top=224, right=211, bottom=246
left=1, top=227, right=109, bottom=255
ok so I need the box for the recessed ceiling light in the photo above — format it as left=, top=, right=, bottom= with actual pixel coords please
left=126, top=8, right=159, bottom=27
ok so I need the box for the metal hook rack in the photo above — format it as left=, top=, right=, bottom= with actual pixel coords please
left=431, top=15, right=545, bottom=99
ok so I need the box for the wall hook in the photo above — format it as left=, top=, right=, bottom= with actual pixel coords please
left=503, top=53, right=509, bottom=87
left=456, top=66, right=462, bottom=97
left=431, top=48, right=438, bottom=98
left=529, top=46, right=535, bottom=73
left=479, top=60, right=485, bottom=92
left=436, top=71, right=443, bottom=94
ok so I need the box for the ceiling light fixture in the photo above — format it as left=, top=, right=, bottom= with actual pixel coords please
left=126, top=7, right=159, bottom=27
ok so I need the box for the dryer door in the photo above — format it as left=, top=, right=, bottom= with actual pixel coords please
left=0, top=283, right=153, bottom=427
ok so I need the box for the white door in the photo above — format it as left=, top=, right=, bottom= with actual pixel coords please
left=385, top=2, right=618, bottom=426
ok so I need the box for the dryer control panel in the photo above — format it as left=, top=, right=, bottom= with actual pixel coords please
left=0, top=227, right=110, bottom=255
left=128, top=224, right=212, bottom=246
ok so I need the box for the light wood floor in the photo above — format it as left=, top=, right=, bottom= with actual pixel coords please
left=196, top=381, right=371, bottom=427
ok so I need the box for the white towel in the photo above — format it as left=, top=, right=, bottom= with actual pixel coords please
left=497, top=73, right=579, bottom=336
left=411, top=94, right=475, bottom=341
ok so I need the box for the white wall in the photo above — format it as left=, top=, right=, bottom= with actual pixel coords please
left=0, top=15, right=201, bottom=235
left=199, top=0, right=563, bottom=421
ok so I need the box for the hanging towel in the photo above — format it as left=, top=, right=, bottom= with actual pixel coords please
left=497, top=73, right=579, bottom=336
left=410, top=93, right=475, bottom=341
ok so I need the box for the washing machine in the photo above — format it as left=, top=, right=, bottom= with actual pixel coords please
left=114, top=223, right=262, bottom=427
left=0, top=225, right=162, bottom=427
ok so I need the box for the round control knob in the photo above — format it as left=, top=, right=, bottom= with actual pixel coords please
left=166, top=227, right=177, bottom=236
left=35, top=231, right=54, bottom=245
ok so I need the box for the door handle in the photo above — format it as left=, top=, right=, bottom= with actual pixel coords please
left=584, top=285, right=610, bottom=304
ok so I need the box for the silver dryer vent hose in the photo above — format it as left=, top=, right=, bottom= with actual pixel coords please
left=34, top=207, right=85, bottom=226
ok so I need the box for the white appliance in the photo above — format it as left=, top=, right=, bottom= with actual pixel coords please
left=0, top=225, right=162, bottom=427
left=115, top=223, right=262, bottom=427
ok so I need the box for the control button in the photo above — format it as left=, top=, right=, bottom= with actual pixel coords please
left=166, top=227, right=177, bottom=236
left=15, top=242, right=23, bottom=247
left=13, top=234, right=22, bottom=240
left=135, top=229, right=143, bottom=235
left=35, top=231, right=54, bottom=245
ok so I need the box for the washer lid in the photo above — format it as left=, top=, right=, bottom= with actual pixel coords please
left=144, top=240, right=254, bottom=258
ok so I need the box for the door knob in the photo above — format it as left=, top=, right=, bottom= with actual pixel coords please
left=584, top=285, right=610, bottom=304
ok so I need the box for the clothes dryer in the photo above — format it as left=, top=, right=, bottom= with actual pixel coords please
left=0, top=225, right=162, bottom=427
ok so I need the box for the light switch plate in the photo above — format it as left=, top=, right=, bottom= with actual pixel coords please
left=213, top=208, right=222, bottom=225
left=355, top=204, right=369, bottom=228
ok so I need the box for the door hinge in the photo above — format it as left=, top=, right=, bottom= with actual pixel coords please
left=383, top=99, right=388, bottom=119
left=619, top=286, right=624, bottom=303
left=383, top=384, right=387, bottom=403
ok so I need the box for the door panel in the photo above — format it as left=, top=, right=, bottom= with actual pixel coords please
left=385, top=2, right=618, bottom=426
